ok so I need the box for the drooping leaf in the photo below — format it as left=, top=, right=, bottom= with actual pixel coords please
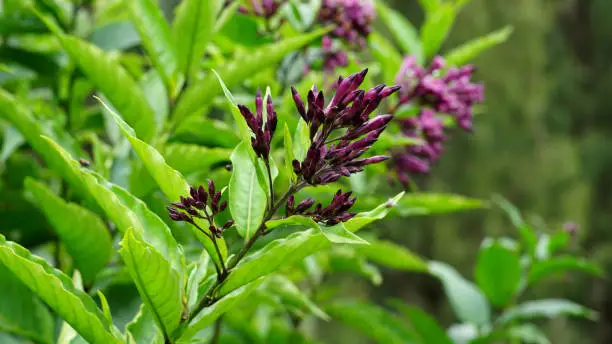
left=164, top=144, right=231, bottom=175
left=173, top=0, right=221, bottom=79
left=498, top=299, right=598, bottom=324
left=50, top=32, right=156, bottom=141
left=120, top=229, right=185, bottom=339
left=326, top=301, right=416, bottom=344
left=420, top=4, right=456, bottom=58
left=445, top=26, right=513, bottom=66
left=180, top=278, right=266, bottom=342
left=376, top=1, right=422, bottom=63
left=528, top=256, right=603, bottom=285
left=126, top=305, right=164, bottom=344
left=429, top=261, right=491, bottom=325
left=395, top=193, right=486, bottom=216
left=24, top=179, right=112, bottom=282
left=0, top=236, right=122, bottom=344
left=229, top=142, right=267, bottom=239
left=356, top=239, right=428, bottom=272
left=172, top=28, right=329, bottom=124
left=474, top=239, right=522, bottom=307
left=128, top=0, right=183, bottom=97
left=266, top=275, right=329, bottom=320
left=390, top=302, right=453, bottom=344
left=0, top=265, right=54, bottom=344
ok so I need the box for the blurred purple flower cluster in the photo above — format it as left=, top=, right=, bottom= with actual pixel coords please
left=392, top=56, right=484, bottom=185
left=239, top=0, right=286, bottom=19
left=291, top=69, right=398, bottom=185
left=318, top=0, right=375, bottom=47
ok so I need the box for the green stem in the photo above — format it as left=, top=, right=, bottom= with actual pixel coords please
left=211, top=317, right=223, bottom=344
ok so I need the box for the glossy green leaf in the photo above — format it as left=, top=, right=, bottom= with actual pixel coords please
left=266, top=275, right=329, bottom=320
left=391, top=303, right=453, bottom=344
left=0, top=265, right=54, bottom=344
left=180, top=278, right=266, bottom=342
left=368, top=32, right=403, bottom=83
left=126, top=305, right=164, bottom=344
left=326, top=301, right=416, bottom=344
left=90, top=21, right=141, bottom=51
left=128, top=0, right=183, bottom=97
left=344, top=192, right=404, bottom=232
left=445, top=26, right=513, bottom=66
left=356, top=239, right=428, bottom=272
left=52, top=33, right=156, bottom=141
left=212, top=70, right=253, bottom=145
left=173, top=28, right=329, bottom=124
left=186, top=252, right=211, bottom=310
left=376, top=1, right=422, bottom=62
left=474, top=240, right=521, bottom=307
left=0, top=236, right=121, bottom=344
left=24, top=179, right=112, bottom=282
left=420, top=4, right=456, bottom=58
left=429, top=261, right=491, bottom=325
left=283, top=123, right=296, bottom=180
left=120, top=229, right=184, bottom=339
left=418, top=0, right=441, bottom=13
left=164, top=144, right=231, bottom=175
left=266, top=215, right=367, bottom=244
left=229, top=142, right=267, bottom=239
left=395, top=193, right=486, bottom=216
left=293, top=118, right=310, bottom=162
left=498, top=299, right=598, bottom=324
left=528, top=256, right=603, bottom=285
left=173, top=0, right=221, bottom=79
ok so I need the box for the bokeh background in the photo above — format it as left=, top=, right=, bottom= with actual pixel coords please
left=371, top=1, right=611, bottom=343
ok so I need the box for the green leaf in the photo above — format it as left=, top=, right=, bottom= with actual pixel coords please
left=266, top=275, right=329, bottom=321
left=266, top=215, right=367, bottom=245
left=470, top=324, right=551, bottom=344
left=0, top=125, right=24, bottom=163
left=120, top=229, right=185, bottom=339
left=418, top=0, right=441, bottom=13
left=326, top=301, right=416, bottom=344
left=0, top=236, right=122, bottom=344
left=229, top=142, right=267, bottom=239
left=344, top=192, right=404, bottom=232
left=356, top=239, right=428, bottom=272
left=283, top=123, right=296, bottom=180
left=186, top=252, right=211, bottom=310
left=24, top=178, right=112, bottom=282
left=171, top=116, right=239, bottom=148
left=498, top=299, right=598, bottom=324
left=0, top=265, right=54, bottom=344
left=212, top=70, right=253, bottom=144
left=172, top=28, right=328, bottom=124
left=140, top=70, right=169, bottom=130
left=293, top=118, right=310, bottom=162
left=474, top=239, right=521, bottom=307
left=368, top=32, right=402, bottom=83
left=128, top=0, right=183, bottom=97
left=429, top=261, right=491, bottom=325
left=390, top=303, right=453, bottom=344
left=90, top=21, right=141, bottom=51
left=180, top=278, right=266, bottom=342
left=395, top=193, right=486, bottom=216
left=173, top=0, right=221, bottom=79
left=328, top=247, right=382, bottom=285
left=52, top=33, right=156, bottom=141
left=445, top=26, right=513, bottom=66
left=420, top=4, right=456, bottom=58
left=164, top=144, right=231, bottom=175
left=376, top=1, right=422, bottom=63
left=528, top=256, right=603, bottom=285
left=126, top=305, right=164, bottom=344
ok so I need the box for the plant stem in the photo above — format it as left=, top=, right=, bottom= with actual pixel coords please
left=265, top=158, right=275, bottom=210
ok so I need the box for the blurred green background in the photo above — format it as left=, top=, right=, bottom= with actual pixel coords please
left=370, top=0, right=611, bottom=343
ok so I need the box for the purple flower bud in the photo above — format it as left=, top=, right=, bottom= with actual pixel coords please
left=222, top=220, right=234, bottom=230
left=291, top=86, right=307, bottom=121
left=197, top=185, right=207, bottom=203
left=255, top=89, right=263, bottom=123
left=208, top=179, right=216, bottom=198
left=220, top=200, right=228, bottom=212
left=344, top=114, right=393, bottom=140
left=295, top=198, right=315, bottom=213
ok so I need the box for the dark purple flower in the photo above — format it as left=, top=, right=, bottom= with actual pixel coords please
left=237, top=90, right=278, bottom=160
left=167, top=181, right=234, bottom=237
left=395, top=55, right=484, bottom=132
left=318, top=0, right=375, bottom=47
left=239, top=0, right=286, bottom=19
left=305, top=190, right=357, bottom=225
left=290, top=69, right=397, bottom=186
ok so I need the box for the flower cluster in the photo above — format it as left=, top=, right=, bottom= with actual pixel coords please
left=238, top=90, right=278, bottom=161
left=167, top=181, right=233, bottom=238
left=322, top=35, right=349, bottom=72
left=291, top=69, right=398, bottom=185
left=395, top=56, right=484, bottom=132
left=318, top=0, right=375, bottom=47
left=392, top=109, right=446, bottom=185
left=286, top=190, right=356, bottom=225
left=239, top=0, right=286, bottom=19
